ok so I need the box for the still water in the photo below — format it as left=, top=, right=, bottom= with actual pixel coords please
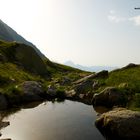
left=0, top=100, right=105, bottom=140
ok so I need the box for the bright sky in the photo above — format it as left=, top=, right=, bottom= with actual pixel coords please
left=0, top=0, right=140, bottom=67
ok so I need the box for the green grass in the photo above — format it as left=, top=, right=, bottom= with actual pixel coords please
left=105, top=66, right=140, bottom=92
left=0, top=63, right=42, bottom=85
left=90, top=65, right=140, bottom=110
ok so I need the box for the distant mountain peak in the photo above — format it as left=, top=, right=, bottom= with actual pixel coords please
left=0, top=19, right=45, bottom=58
left=64, top=61, right=117, bottom=72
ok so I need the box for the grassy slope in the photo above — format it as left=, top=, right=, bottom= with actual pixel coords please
left=94, top=65, right=140, bottom=110
left=1, top=40, right=139, bottom=110
left=43, top=58, right=91, bottom=91
left=0, top=40, right=90, bottom=99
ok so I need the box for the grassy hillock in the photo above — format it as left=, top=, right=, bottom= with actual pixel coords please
left=90, top=64, right=140, bottom=110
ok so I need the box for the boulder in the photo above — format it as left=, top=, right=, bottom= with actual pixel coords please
left=95, top=108, right=140, bottom=140
left=92, top=87, right=126, bottom=107
left=92, top=80, right=99, bottom=90
left=60, top=77, right=71, bottom=86
left=47, top=85, right=57, bottom=98
left=65, top=90, right=76, bottom=98
left=75, top=80, right=93, bottom=95
left=21, top=81, right=44, bottom=102
left=0, top=121, right=10, bottom=129
left=15, top=44, right=49, bottom=75
left=93, top=70, right=108, bottom=79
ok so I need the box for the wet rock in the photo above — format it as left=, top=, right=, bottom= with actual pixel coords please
left=95, top=108, right=140, bottom=140
left=92, top=87, right=126, bottom=107
left=21, top=81, right=44, bottom=102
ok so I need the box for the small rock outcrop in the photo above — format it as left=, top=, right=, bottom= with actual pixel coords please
left=75, top=80, right=93, bottom=95
left=47, top=85, right=57, bottom=98
left=123, top=63, right=139, bottom=69
left=92, top=87, right=126, bottom=107
left=95, top=108, right=140, bottom=140
left=21, top=81, right=44, bottom=102
left=93, top=70, right=108, bottom=79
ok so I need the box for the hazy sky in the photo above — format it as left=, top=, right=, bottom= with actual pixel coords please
left=0, top=0, right=140, bottom=66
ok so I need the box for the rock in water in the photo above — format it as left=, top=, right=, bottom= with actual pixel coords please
left=95, top=108, right=140, bottom=140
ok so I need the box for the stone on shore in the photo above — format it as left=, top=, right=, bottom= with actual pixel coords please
left=95, top=108, right=140, bottom=140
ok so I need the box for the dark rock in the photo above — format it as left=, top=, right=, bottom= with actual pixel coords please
left=21, top=81, right=44, bottom=102
left=92, top=87, right=126, bottom=107
left=60, top=77, right=71, bottom=85
left=93, top=70, right=108, bottom=79
left=0, top=53, right=6, bottom=62
left=95, top=108, right=140, bottom=140
left=123, top=63, right=139, bottom=69
left=0, top=121, right=10, bottom=129
left=47, top=85, right=57, bottom=98
left=0, top=94, right=8, bottom=110
left=15, top=44, right=49, bottom=75
left=75, top=80, right=93, bottom=95
left=92, top=80, right=99, bottom=90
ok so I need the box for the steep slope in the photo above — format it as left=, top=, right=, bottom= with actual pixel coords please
left=0, top=19, right=45, bottom=58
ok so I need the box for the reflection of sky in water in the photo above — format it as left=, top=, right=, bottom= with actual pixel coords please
left=1, top=100, right=104, bottom=140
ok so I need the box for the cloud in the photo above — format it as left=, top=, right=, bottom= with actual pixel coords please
left=108, top=10, right=140, bottom=26
left=108, top=15, right=126, bottom=23
left=109, top=10, right=116, bottom=14
left=129, top=15, right=140, bottom=26
left=108, top=10, right=126, bottom=23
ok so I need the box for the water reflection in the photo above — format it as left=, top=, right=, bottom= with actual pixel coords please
left=0, top=100, right=105, bottom=140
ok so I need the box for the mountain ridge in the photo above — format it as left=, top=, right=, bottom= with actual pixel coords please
left=0, top=19, right=45, bottom=58
left=64, top=60, right=117, bottom=72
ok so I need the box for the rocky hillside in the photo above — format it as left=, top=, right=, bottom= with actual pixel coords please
left=0, top=19, right=44, bottom=58
left=0, top=39, right=89, bottom=108
left=65, top=63, right=140, bottom=110
left=0, top=40, right=48, bottom=75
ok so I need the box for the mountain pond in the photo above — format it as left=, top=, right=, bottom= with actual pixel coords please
left=0, top=100, right=105, bottom=140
